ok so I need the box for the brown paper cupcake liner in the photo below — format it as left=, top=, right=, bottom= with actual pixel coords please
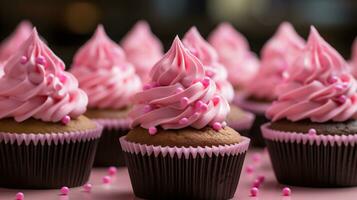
left=120, top=136, right=249, bottom=199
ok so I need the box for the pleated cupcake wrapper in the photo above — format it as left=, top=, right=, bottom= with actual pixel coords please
left=233, top=92, right=271, bottom=115
left=261, top=123, right=357, bottom=187
left=120, top=136, right=249, bottom=200
left=227, top=110, right=255, bottom=132
left=0, top=125, right=102, bottom=189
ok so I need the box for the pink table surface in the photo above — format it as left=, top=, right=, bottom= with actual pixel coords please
left=1, top=149, right=357, bottom=200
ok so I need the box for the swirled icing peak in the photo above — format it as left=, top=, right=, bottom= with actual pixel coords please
left=71, top=25, right=142, bottom=109
left=131, top=36, right=230, bottom=133
left=183, top=27, right=234, bottom=102
left=0, top=21, right=33, bottom=63
left=267, top=26, right=357, bottom=123
left=208, top=23, right=259, bottom=88
left=350, top=38, right=357, bottom=78
left=0, top=28, right=88, bottom=123
left=246, top=22, right=305, bottom=100
left=121, top=21, right=163, bottom=82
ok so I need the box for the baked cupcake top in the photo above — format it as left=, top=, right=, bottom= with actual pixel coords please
left=246, top=22, right=305, bottom=101
left=183, top=27, right=234, bottom=102
left=131, top=36, right=230, bottom=134
left=267, top=27, right=357, bottom=123
left=208, top=23, right=259, bottom=88
left=121, top=21, right=163, bottom=83
left=0, top=28, right=88, bottom=123
left=71, top=25, right=142, bottom=110
left=0, top=21, right=32, bottom=63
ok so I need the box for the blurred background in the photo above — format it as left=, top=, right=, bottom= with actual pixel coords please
left=0, top=0, right=356, bottom=64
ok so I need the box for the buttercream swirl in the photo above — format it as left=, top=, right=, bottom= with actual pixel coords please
left=0, top=21, right=32, bottom=63
left=208, top=23, right=259, bottom=88
left=121, top=21, right=163, bottom=83
left=71, top=25, right=142, bottom=109
left=267, top=27, right=357, bottom=122
left=131, top=36, right=230, bottom=131
left=0, top=28, right=88, bottom=122
left=183, top=27, right=234, bottom=102
left=350, top=38, right=357, bottom=78
left=246, top=22, right=305, bottom=100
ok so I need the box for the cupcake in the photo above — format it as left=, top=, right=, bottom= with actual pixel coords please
left=120, top=36, right=250, bottom=199
left=0, top=28, right=102, bottom=189
left=208, top=22, right=259, bottom=90
left=121, top=20, right=163, bottom=83
left=349, top=38, right=357, bottom=78
left=70, top=25, right=142, bottom=167
left=183, top=27, right=255, bottom=135
left=262, top=27, right=357, bottom=187
left=236, top=22, right=305, bottom=147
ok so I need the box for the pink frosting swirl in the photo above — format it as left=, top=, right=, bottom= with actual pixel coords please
left=131, top=36, right=230, bottom=131
left=246, top=22, right=305, bottom=100
left=121, top=21, right=163, bottom=83
left=0, top=28, right=88, bottom=122
left=71, top=25, right=142, bottom=109
left=350, top=38, right=357, bottom=78
left=208, top=23, right=259, bottom=88
left=0, top=21, right=32, bottom=63
left=267, top=27, right=357, bottom=122
left=183, top=27, right=234, bottom=102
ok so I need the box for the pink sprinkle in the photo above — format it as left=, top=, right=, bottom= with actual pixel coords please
left=335, top=84, right=344, bottom=92
left=179, top=117, right=188, bottom=124
left=252, top=153, right=261, bottom=163
left=282, top=187, right=291, bottom=196
left=250, top=187, right=259, bottom=197
left=327, top=76, right=338, bottom=84
left=180, top=97, right=189, bottom=107
left=308, top=128, right=316, bottom=135
left=192, top=112, right=200, bottom=118
left=15, top=192, right=24, bottom=200
left=212, top=96, right=220, bottom=106
left=341, top=74, right=350, bottom=82
left=252, top=179, right=261, bottom=188
left=83, top=183, right=92, bottom=192
left=59, top=74, right=67, bottom=83
left=108, top=166, right=117, bottom=176
left=20, top=56, right=27, bottom=64
left=245, top=165, right=254, bottom=173
left=201, top=77, right=210, bottom=87
left=143, top=84, right=151, bottom=90
left=206, top=70, right=214, bottom=78
left=60, top=186, right=69, bottom=195
left=102, top=176, right=111, bottom=184
left=148, top=127, right=157, bottom=135
left=221, top=121, right=227, bottom=127
left=282, top=71, right=289, bottom=79
left=175, top=87, right=184, bottom=93
left=337, top=95, right=347, bottom=104
left=195, top=101, right=208, bottom=112
left=258, top=175, right=265, bottom=183
left=61, top=115, right=71, bottom=125
left=143, top=105, right=152, bottom=113
left=36, top=56, right=46, bottom=65
left=212, top=122, right=222, bottom=131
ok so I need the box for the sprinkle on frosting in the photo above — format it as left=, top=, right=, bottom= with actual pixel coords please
left=71, top=25, right=142, bottom=109
left=131, top=36, right=230, bottom=132
left=183, top=27, right=234, bottom=102
left=246, top=22, right=305, bottom=100
left=0, top=28, right=88, bottom=123
left=0, top=21, right=32, bottom=63
left=121, top=21, right=163, bottom=83
left=208, top=23, right=260, bottom=88
left=266, top=26, right=357, bottom=123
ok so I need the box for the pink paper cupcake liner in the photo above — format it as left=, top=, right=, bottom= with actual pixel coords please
left=261, top=123, right=357, bottom=187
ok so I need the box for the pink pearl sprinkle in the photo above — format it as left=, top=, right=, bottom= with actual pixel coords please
left=36, top=56, right=46, bottom=65
left=60, top=186, right=69, bottom=195
left=245, top=165, right=254, bottom=173
left=308, top=128, right=316, bottom=135
left=143, top=83, right=152, bottom=90
left=337, top=95, right=347, bottom=104
left=206, top=70, right=214, bottom=78
left=258, top=175, right=265, bottom=183
left=282, top=187, right=291, bottom=196
left=221, top=121, right=227, bottom=127
left=252, top=153, right=261, bottom=163
left=250, top=187, right=259, bottom=197
left=212, top=122, right=222, bottom=131
left=143, top=105, right=152, bottom=113
left=102, top=176, right=111, bottom=184
left=179, top=117, right=188, bottom=124
left=59, top=74, right=67, bottom=83
left=15, top=192, right=24, bottom=200
left=212, top=96, right=220, bottom=106
left=148, top=127, right=157, bottom=135
left=108, top=166, right=117, bottom=176
left=201, top=77, right=210, bottom=87
left=335, top=84, right=344, bottom=92
left=175, top=87, right=184, bottom=93
left=252, top=179, right=261, bottom=188
left=61, top=115, right=71, bottom=125
left=328, top=76, right=338, bottom=84
left=20, top=56, right=27, bottom=64
left=180, top=97, right=189, bottom=107
left=83, top=183, right=92, bottom=192
left=195, top=101, right=208, bottom=112
left=282, top=71, right=289, bottom=79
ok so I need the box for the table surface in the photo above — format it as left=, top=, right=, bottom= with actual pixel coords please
left=1, top=149, right=357, bottom=200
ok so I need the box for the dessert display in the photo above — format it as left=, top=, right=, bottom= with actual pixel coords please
left=121, top=20, right=163, bottom=83
left=262, top=27, right=357, bottom=187
left=120, top=36, right=250, bottom=199
left=70, top=25, right=142, bottom=167
left=0, top=28, right=102, bottom=189
left=183, top=27, right=255, bottom=135
left=236, top=22, right=305, bottom=147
